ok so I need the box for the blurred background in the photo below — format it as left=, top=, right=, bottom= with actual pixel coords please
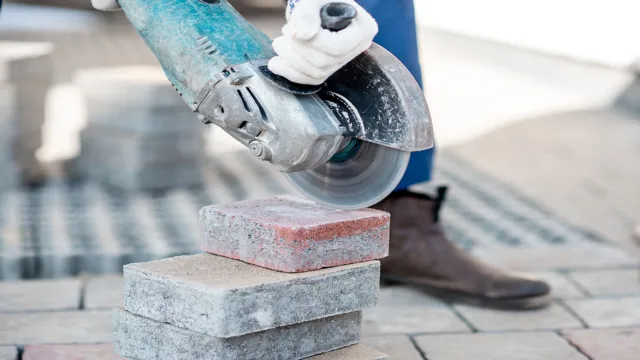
left=0, top=0, right=638, bottom=281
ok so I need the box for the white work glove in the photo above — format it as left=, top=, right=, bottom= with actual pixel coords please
left=92, top=0, right=120, bottom=11
left=268, top=0, right=378, bottom=85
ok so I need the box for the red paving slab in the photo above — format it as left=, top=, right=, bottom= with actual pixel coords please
left=200, top=196, right=390, bottom=272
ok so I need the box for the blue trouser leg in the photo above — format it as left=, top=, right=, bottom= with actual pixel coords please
left=358, top=0, right=435, bottom=191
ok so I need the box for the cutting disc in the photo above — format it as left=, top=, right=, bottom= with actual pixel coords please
left=285, top=139, right=410, bottom=210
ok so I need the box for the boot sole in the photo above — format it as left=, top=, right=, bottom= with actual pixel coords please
left=381, top=275, right=552, bottom=311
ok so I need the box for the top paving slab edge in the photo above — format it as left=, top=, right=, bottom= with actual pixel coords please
left=0, top=42, right=55, bottom=60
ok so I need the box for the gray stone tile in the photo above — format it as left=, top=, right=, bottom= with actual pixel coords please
left=0, top=279, right=81, bottom=312
left=562, top=328, right=640, bottom=360
left=378, top=286, right=447, bottom=306
left=454, top=302, right=583, bottom=331
left=114, top=309, right=360, bottom=360
left=415, top=332, right=588, bottom=360
left=84, top=276, right=124, bottom=309
left=361, top=335, right=423, bottom=360
left=568, top=269, right=640, bottom=296
left=515, top=271, right=586, bottom=299
left=472, top=245, right=639, bottom=271
left=565, top=297, right=640, bottom=328
left=361, top=306, right=470, bottom=335
left=0, top=347, right=16, bottom=360
left=0, top=311, right=112, bottom=345
left=123, top=254, right=379, bottom=338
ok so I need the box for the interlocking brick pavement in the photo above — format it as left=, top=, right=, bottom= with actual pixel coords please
left=0, top=347, right=16, bottom=360
left=361, top=335, right=423, bottom=360
left=23, top=344, right=124, bottom=360
left=83, top=276, right=124, bottom=309
left=414, top=332, right=589, bottom=360
left=0, top=279, right=80, bottom=312
left=562, top=328, right=640, bottom=360
left=453, top=303, right=584, bottom=332
left=564, top=297, right=640, bottom=328
left=0, top=311, right=112, bottom=345
left=361, top=306, right=471, bottom=336
left=567, top=269, right=640, bottom=296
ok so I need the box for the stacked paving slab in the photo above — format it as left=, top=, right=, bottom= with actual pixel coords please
left=113, top=196, right=391, bottom=360
left=0, top=41, right=54, bottom=188
left=74, top=66, right=206, bottom=191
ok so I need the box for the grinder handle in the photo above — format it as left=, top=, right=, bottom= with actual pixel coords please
left=320, top=2, right=357, bottom=31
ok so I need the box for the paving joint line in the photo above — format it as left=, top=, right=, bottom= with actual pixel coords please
left=556, top=299, right=590, bottom=329
left=448, top=305, right=478, bottom=333
left=555, top=329, right=594, bottom=360
left=409, top=335, right=429, bottom=360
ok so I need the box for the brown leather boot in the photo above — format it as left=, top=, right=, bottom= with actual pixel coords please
left=371, top=186, right=551, bottom=310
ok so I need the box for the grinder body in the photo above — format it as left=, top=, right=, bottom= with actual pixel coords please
left=115, top=0, right=435, bottom=208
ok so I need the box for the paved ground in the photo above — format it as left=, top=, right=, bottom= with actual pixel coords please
left=1, top=272, right=640, bottom=359
left=0, top=3, right=639, bottom=359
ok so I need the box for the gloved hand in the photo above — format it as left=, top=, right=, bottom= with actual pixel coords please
left=268, top=0, right=378, bottom=85
left=92, top=0, right=120, bottom=11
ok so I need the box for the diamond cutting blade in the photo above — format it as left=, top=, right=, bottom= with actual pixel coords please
left=285, top=140, right=410, bottom=210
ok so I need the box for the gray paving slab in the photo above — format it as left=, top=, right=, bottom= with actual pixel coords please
left=567, top=269, right=640, bottom=296
left=361, top=306, right=470, bottom=335
left=85, top=101, right=203, bottom=135
left=0, top=310, right=112, bottom=345
left=113, top=308, right=361, bottom=360
left=80, top=127, right=205, bottom=168
left=84, top=276, right=124, bottom=309
left=23, top=344, right=124, bottom=360
left=471, top=245, right=639, bottom=271
left=124, top=253, right=379, bottom=338
left=0, top=347, right=16, bottom=360
left=0, top=279, right=81, bottom=312
left=415, top=332, right=588, bottom=360
left=564, top=297, right=640, bottom=328
left=453, top=302, right=583, bottom=331
left=0, top=42, right=54, bottom=83
left=361, top=335, right=423, bottom=360
left=73, top=66, right=186, bottom=108
left=562, top=328, right=640, bottom=360
left=76, top=154, right=205, bottom=191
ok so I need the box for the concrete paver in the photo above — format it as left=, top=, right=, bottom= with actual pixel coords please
left=562, top=328, right=640, bottom=360
left=414, top=332, right=588, bottom=360
left=113, top=309, right=360, bottom=360
left=123, top=254, right=378, bottom=338
left=0, top=279, right=80, bottom=312
left=454, top=303, right=583, bottom=331
left=564, top=297, right=640, bottom=328
left=0, top=311, right=112, bottom=345
left=23, top=344, right=124, bottom=360
left=84, top=276, right=124, bottom=309
left=567, top=269, right=640, bottom=296
left=200, top=196, right=389, bottom=272
left=361, top=335, right=423, bottom=360
left=0, top=347, right=16, bottom=360
left=361, top=306, right=470, bottom=335
left=471, top=245, right=639, bottom=271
